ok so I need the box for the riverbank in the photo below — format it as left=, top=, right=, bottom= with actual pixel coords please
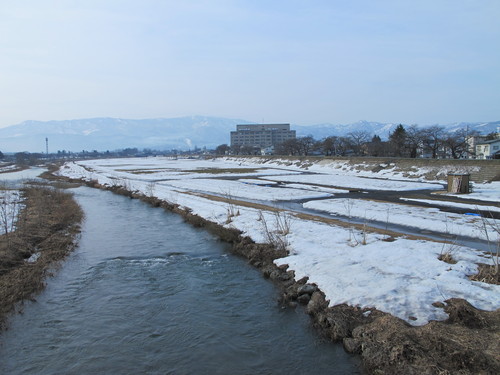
left=0, top=164, right=29, bottom=175
left=231, top=155, right=500, bottom=183
left=52, top=167, right=499, bottom=375
left=0, top=184, right=83, bottom=328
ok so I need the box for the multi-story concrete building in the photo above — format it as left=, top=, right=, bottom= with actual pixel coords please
left=230, top=124, right=296, bottom=152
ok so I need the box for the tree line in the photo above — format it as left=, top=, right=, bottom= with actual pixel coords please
left=0, top=148, right=182, bottom=166
left=218, top=125, right=497, bottom=159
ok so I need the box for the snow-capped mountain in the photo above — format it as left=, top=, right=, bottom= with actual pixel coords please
left=0, top=116, right=498, bottom=153
left=294, top=120, right=399, bottom=140
left=444, top=121, right=500, bottom=134
left=0, top=116, right=248, bottom=153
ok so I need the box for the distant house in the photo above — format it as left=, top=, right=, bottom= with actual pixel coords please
left=230, top=124, right=296, bottom=154
left=475, top=138, right=500, bottom=159
left=465, top=135, right=486, bottom=158
left=260, top=145, right=275, bottom=155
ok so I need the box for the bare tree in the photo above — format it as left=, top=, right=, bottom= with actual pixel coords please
left=422, top=125, right=445, bottom=158
left=275, top=138, right=300, bottom=155
left=442, top=128, right=469, bottom=159
left=215, top=144, right=230, bottom=155
left=240, top=145, right=258, bottom=155
left=297, top=136, right=317, bottom=156
left=321, top=136, right=339, bottom=156
left=347, top=131, right=370, bottom=156
left=405, top=125, right=424, bottom=158
left=366, top=135, right=389, bottom=156
left=337, top=137, right=352, bottom=156
left=230, top=144, right=241, bottom=155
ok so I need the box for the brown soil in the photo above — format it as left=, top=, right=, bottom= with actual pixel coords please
left=50, top=172, right=500, bottom=374
left=469, top=263, right=500, bottom=285
left=0, top=185, right=83, bottom=328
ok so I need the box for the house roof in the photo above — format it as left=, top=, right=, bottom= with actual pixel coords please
left=476, top=138, right=500, bottom=146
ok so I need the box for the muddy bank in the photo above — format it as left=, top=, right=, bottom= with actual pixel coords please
left=0, top=185, right=83, bottom=328
left=55, top=175, right=499, bottom=374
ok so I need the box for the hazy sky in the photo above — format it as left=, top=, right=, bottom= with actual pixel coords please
left=1, top=0, right=499, bottom=128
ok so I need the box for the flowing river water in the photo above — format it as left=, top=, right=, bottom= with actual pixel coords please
left=0, top=186, right=362, bottom=374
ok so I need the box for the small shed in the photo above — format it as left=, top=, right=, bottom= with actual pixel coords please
left=447, top=173, right=470, bottom=194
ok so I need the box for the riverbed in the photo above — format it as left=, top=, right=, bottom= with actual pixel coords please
left=0, top=186, right=361, bottom=374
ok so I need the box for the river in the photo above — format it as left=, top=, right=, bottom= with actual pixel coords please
left=0, top=186, right=362, bottom=374
left=0, top=167, right=47, bottom=183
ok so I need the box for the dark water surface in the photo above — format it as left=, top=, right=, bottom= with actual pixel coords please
left=0, top=187, right=361, bottom=374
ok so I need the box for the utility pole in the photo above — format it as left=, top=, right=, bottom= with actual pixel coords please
left=46, top=137, right=49, bottom=156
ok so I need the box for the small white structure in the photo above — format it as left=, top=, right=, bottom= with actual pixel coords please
left=261, top=146, right=274, bottom=155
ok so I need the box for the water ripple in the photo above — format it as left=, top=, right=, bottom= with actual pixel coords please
left=0, top=186, right=361, bottom=375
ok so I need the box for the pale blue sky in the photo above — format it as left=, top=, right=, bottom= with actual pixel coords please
left=0, top=0, right=499, bottom=128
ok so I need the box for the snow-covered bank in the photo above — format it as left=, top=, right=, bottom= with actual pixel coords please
left=228, top=156, right=493, bottom=184
left=303, top=198, right=496, bottom=240
left=57, top=157, right=500, bottom=326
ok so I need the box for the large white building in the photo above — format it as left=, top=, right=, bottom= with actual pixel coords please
left=230, top=124, right=296, bottom=151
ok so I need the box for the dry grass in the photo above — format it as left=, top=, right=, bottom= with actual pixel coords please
left=0, top=186, right=83, bottom=328
left=438, top=242, right=459, bottom=264
left=438, top=251, right=457, bottom=264
left=469, top=263, right=500, bottom=285
left=344, top=300, right=500, bottom=374
left=258, top=210, right=292, bottom=252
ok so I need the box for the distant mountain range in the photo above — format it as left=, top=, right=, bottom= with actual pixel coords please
left=0, top=116, right=498, bottom=153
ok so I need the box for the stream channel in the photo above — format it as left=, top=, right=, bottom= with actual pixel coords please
left=0, top=185, right=362, bottom=374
